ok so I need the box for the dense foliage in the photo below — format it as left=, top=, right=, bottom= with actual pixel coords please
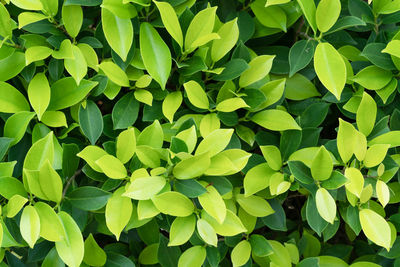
left=2, top=0, right=400, bottom=266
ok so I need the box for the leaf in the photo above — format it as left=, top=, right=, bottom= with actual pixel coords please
left=376, top=180, right=390, bottom=208
left=64, top=45, right=87, bottom=85
left=195, top=128, right=233, bottom=157
left=66, top=186, right=111, bottom=211
left=154, top=1, right=183, bottom=48
left=48, top=77, right=97, bottom=110
left=34, top=202, right=64, bottom=242
left=184, top=7, right=217, bottom=52
left=364, top=144, right=390, bottom=168
left=99, top=61, right=129, bottom=87
left=211, top=18, right=239, bottom=62
left=0, top=177, right=27, bottom=199
left=23, top=131, right=54, bottom=171
left=11, top=0, right=42, bottom=10
left=0, top=81, right=30, bottom=113
left=383, top=40, right=400, bottom=58
left=17, top=12, right=47, bottom=28
left=152, top=191, right=194, bottom=217
left=0, top=3, right=12, bottom=38
left=216, top=97, right=249, bottom=113
left=183, top=80, right=209, bottom=110
left=289, top=40, right=316, bottom=77
left=251, top=1, right=287, bottom=32
left=140, top=22, right=171, bottom=89
left=196, top=219, right=217, bottom=247
left=83, top=234, right=107, bottom=266
left=351, top=65, right=392, bottom=90
left=96, top=154, right=127, bottom=179
left=356, top=92, right=376, bottom=137
left=162, top=91, right=182, bottom=123
left=344, top=167, right=364, bottom=198
left=236, top=194, right=275, bottom=217
left=25, top=46, right=52, bottom=65
left=6, top=194, right=28, bottom=218
left=79, top=100, right=103, bottom=145
left=359, top=209, right=391, bottom=251
left=311, top=146, right=333, bottom=181
left=251, top=109, right=301, bottom=131
left=41, top=111, right=68, bottom=128
left=124, top=176, right=166, bottom=200
left=337, top=119, right=357, bottom=163
left=315, top=188, right=336, bottom=224
left=55, top=212, right=84, bottom=267
left=112, top=92, right=140, bottom=129
left=61, top=5, right=82, bottom=38
left=102, top=8, right=133, bottom=61
left=249, top=234, right=273, bottom=257
left=297, top=0, right=317, bottom=33
left=198, top=185, right=226, bottom=224
left=231, top=240, right=251, bottom=267
left=314, top=42, right=347, bottom=100
left=260, top=146, right=282, bottom=171
left=169, top=215, right=196, bottom=246
left=369, top=131, right=400, bottom=147
left=28, top=73, right=50, bottom=120
left=76, top=146, right=108, bottom=173
left=316, top=0, right=341, bottom=32
left=360, top=43, right=396, bottom=70
left=244, top=163, right=275, bottom=196
left=105, top=188, right=132, bottom=240
left=116, top=128, right=136, bottom=164
left=0, top=52, right=26, bottom=81
left=38, top=160, right=62, bottom=203
left=326, top=16, right=367, bottom=35
left=139, top=243, right=159, bottom=265
left=239, top=55, right=275, bottom=88
left=20, top=206, right=40, bottom=248
left=4, top=111, right=35, bottom=146
left=178, top=246, right=206, bottom=267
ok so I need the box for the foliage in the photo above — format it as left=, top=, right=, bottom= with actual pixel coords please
left=1, top=0, right=400, bottom=266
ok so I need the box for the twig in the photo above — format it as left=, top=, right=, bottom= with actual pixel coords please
left=62, top=169, right=82, bottom=198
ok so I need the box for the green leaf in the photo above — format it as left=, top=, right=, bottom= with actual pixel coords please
left=105, top=187, right=132, bottom=240
left=198, top=184, right=226, bottom=224
left=28, top=73, right=50, bottom=120
left=239, top=55, right=275, bottom=88
left=55, top=212, right=84, bottom=267
left=139, top=243, right=159, bottom=265
left=202, top=209, right=246, bottom=236
left=251, top=0, right=287, bottom=32
left=34, top=202, right=64, bottom=242
left=249, top=234, right=273, bottom=257
left=79, top=100, right=103, bottom=145
left=369, top=131, right=400, bottom=147
left=77, top=146, right=108, bottom=173
left=314, top=42, right=347, bottom=100
left=6, top=194, right=28, bottom=218
left=102, top=8, right=133, bottom=61
left=289, top=40, right=316, bottom=77
left=162, top=91, right=182, bottom=123
left=0, top=51, right=26, bottom=81
left=0, top=177, right=27, bottom=199
left=52, top=39, right=74, bottom=59
left=231, top=240, right=251, bottom=267
left=112, top=91, right=140, bottom=129
left=152, top=191, right=194, bottom=217
left=83, top=234, right=107, bottom=266
left=168, top=214, right=196, bottom=246
left=260, top=146, right=282, bottom=171
left=101, top=0, right=137, bottom=18
left=40, top=0, right=58, bottom=17
left=316, top=0, right=341, bottom=32
left=137, top=120, right=164, bottom=149
left=344, top=167, right=364, bottom=198
left=61, top=5, right=82, bottom=38
left=154, top=0, right=183, bottom=48
left=20, top=206, right=40, bottom=248
left=216, top=97, right=249, bottom=113
left=211, top=18, right=239, bottom=62
left=184, top=7, right=217, bottom=52
left=376, top=180, right=390, bottom=208
left=337, top=119, right=357, bottom=163
left=285, top=73, right=321, bottom=100
left=25, top=46, right=52, bottom=65
left=116, top=128, right=136, bottom=164
left=351, top=65, right=392, bottom=90
left=183, top=80, right=209, bottom=110
left=195, top=128, right=233, bottom=157
left=99, top=61, right=130, bottom=87
left=123, top=176, right=166, bottom=200
left=383, top=40, right=400, bottom=58
left=244, top=163, right=275, bottom=196
left=140, top=22, right=171, bottom=89
left=0, top=3, right=12, bottom=38
left=236, top=194, right=275, bottom=217
left=364, top=144, right=390, bottom=168
left=23, top=131, right=54, bottom=171
left=297, top=0, right=317, bottom=33
left=17, top=12, right=47, bottom=28
left=64, top=45, right=87, bottom=85
left=96, top=154, right=127, bottom=179
left=356, top=92, right=376, bottom=137
left=196, top=218, right=217, bottom=247
left=4, top=111, right=35, bottom=146
left=178, top=246, right=206, bottom=267
left=0, top=81, right=30, bottom=113
left=41, top=111, right=68, bottom=128
left=315, top=188, right=336, bottom=224
left=38, top=160, right=62, bottom=203
left=66, top=186, right=111, bottom=211
left=311, top=146, right=333, bottom=181
left=251, top=109, right=301, bottom=131
left=359, top=208, right=391, bottom=251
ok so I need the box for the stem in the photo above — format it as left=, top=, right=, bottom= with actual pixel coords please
left=62, top=169, right=82, bottom=198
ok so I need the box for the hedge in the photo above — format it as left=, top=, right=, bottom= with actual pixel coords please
left=0, top=0, right=399, bottom=266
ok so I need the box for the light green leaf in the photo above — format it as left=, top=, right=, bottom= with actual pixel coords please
left=297, top=0, right=317, bottom=33
left=196, top=218, right=217, bottom=247
left=356, top=92, right=376, bottom=137
left=184, top=7, right=217, bottom=52
left=376, top=180, right=390, bottom=207
left=311, top=146, right=333, bottom=181
left=382, top=40, right=400, bottom=58
left=55, top=212, right=84, bottom=267
left=154, top=0, right=183, bottom=48
left=34, top=202, right=64, bottom=242
left=96, top=154, right=127, bottom=179
left=176, top=125, right=197, bottom=154
left=4, top=111, right=35, bottom=146
left=105, top=188, right=132, bottom=240
left=231, top=240, right=251, bottom=267
left=364, top=144, right=390, bottom=168
left=315, top=188, right=336, bottom=224
left=40, top=0, right=58, bottom=17
left=123, top=176, right=166, bottom=200
left=369, top=131, right=400, bottom=147
left=178, top=246, right=206, bottom=267
left=168, top=214, right=196, bottom=246
left=101, top=0, right=137, bottom=19
left=0, top=51, right=26, bottom=82
left=39, top=160, right=62, bottom=203
left=23, top=131, right=54, bottom=171
left=251, top=109, right=301, bottom=131
left=195, top=128, right=233, bottom=157
left=10, top=0, right=42, bottom=10
left=199, top=113, right=220, bottom=138
left=140, top=22, right=171, bottom=89
left=116, top=128, right=136, bottom=164
left=20, top=206, right=40, bottom=248
left=211, top=18, right=239, bottom=62
left=0, top=81, right=30, bottom=113
left=28, top=72, right=50, bottom=120
left=6, top=195, right=28, bottom=218
left=138, top=243, right=158, bottom=265
left=244, top=163, right=275, bottom=196
left=25, top=46, right=52, bottom=65
left=61, top=5, right=82, bottom=38
left=162, top=91, right=182, bottom=123
left=314, top=42, right=346, bottom=100
left=102, top=8, right=133, bottom=61
left=337, top=119, right=357, bottom=163
left=216, top=97, right=249, bottom=113
left=344, top=167, right=364, bottom=198
left=239, top=55, right=275, bottom=88
left=77, top=146, right=107, bottom=173
left=183, top=80, right=209, bottom=109
left=0, top=3, right=12, bottom=38
left=64, top=45, right=87, bottom=85
left=41, top=111, right=68, bottom=128
left=17, top=12, right=47, bottom=29
left=359, top=208, right=391, bottom=251
left=137, top=120, right=164, bottom=149
left=202, top=209, right=247, bottom=236
left=351, top=65, right=392, bottom=90
left=251, top=0, right=287, bottom=32
left=152, top=191, right=194, bottom=217
left=260, top=146, right=282, bottom=171
left=99, top=61, right=129, bottom=87
left=52, top=39, right=74, bottom=59
left=77, top=43, right=99, bottom=71
left=198, top=184, right=226, bottom=224
left=236, top=194, right=275, bottom=217
left=316, top=0, right=341, bottom=32
left=83, top=234, right=107, bottom=267
left=134, top=89, right=153, bottom=106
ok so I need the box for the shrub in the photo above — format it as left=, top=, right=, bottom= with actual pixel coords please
left=0, top=0, right=399, bottom=266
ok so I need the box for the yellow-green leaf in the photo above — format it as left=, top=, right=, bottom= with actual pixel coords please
left=183, top=80, right=209, bottom=109
left=316, top=0, right=341, bottom=32
left=25, top=46, right=52, bottom=65
left=198, top=185, right=226, bottom=224
left=356, top=92, right=376, bottom=137
left=196, top=218, right=217, bottom=247
left=344, top=167, right=364, bottom=198
left=152, top=191, right=194, bottom=217
left=178, top=246, right=206, bottom=267
left=96, top=154, right=127, bottom=179
left=211, top=18, right=239, bottom=62
left=168, top=214, right=196, bottom=246
left=83, top=234, right=107, bottom=267
left=244, top=163, right=275, bottom=196
left=34, top=202, right=64, bottom=242
left=231, top=240, right=251, bottom=267
left=154, top=0, right=183, bottom=48
left=162, top=91, right=182, bottom=123
left=359, top=208, right=391, bottom=251
left=364, top=144, right=390, bottom=168
left=337, top=119, right=357, bottom=163
left=99, top=61, right=130, bottom=87
left=62, top=5, right=82, bottom=38
left=116, top=128, right=136, bottom=164
left=376, top=180, right=390, bottom=207
left=76, top=145, right=107, bottom=173
left=315, top=188, right=336, bottom=224
left=216, top=97, right=249, bottom=113
left=239, top=55, right=275, bottom=88
left=236, top=194, right=275, bottom=217
left=64, top=45, right=87, bottom=85
left=105, top=188, right=132, bottom=240
left=251, top=109, right=301, bottom=131
left=311, top=146, right=333, bottom=181
left=123, top=176, right=166, bottom=200
left=20, top=206, right=40, bottom=248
